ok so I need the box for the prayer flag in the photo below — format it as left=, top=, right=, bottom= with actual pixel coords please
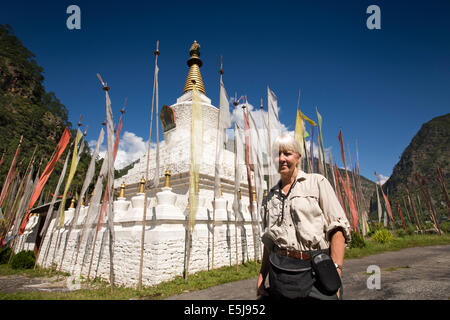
left=267, top=87, right=280, bottom=188
left=59, top=128, right=83, bottom=227
left=376, top=184, right=382, bottom=223
left=214, top=76, right=231, bottom=198
left=153, top=64, right=160, bottom=188
left=295, top=109, right=305, bottom=156
left=189, top=85, right=203, bottom=231
left=0, top=136, right=23, bottom=206
left=39, top=149, right=71, bottom=238
left=299, top=110, right=317, bottom=127
left=18, top=128, right=71, bottom=235
left=375, top=171, right=395, bottom=223
left=243, top=107, right=254, bottom=218
left=397, top=201, right=407, bottom=231
left=316, top=108, right=328, bottom=179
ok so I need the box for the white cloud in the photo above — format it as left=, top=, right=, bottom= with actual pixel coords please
left=378, top=174, right=390, bottom=185
left=91, top=131, right=150, bottom=170
left=226, top=101, right=289, bottom=151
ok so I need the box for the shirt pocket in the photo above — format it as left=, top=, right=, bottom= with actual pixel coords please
left=267, top=198, right=283, bottom=227
left=290, top=193, right=326, bottom=246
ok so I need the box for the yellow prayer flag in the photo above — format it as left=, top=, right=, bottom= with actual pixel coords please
left=294, top=109, right=304, bottom=155
left=59, top=128, right=83, bottom=227
left=299, top=110, right=317, bottom=126
left=189, top=86, right=203, bottom=231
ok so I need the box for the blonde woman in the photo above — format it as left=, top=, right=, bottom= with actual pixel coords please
left=257, top=133, right=351, bottom=300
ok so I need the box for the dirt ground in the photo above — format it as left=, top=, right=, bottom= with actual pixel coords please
left=1, top=245, right=449, bottom=300
left=0, top=274, right=72, bottom=294
left=166, top=244, right=450, bottom=300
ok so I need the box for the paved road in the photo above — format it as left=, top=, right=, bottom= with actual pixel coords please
left=166, top=244, right=450, bottom=300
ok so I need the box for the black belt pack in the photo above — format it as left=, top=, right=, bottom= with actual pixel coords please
left=268, top=250, right=314, bottom=299
left=311, top=252, right=341, bottom=295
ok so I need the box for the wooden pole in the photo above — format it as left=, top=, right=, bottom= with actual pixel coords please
left=436, top=164, right=450, bottom=219
left=415, top=173, right=441, bottom=235
left=72, top=124, right=103, bottom=273
left=406, top=186, right=421, bottom=232
left=242, top=102, right=258, bottom=264
left=137, top=41, right=159, bottom=291
left=211, top=57, right=224, bottom=270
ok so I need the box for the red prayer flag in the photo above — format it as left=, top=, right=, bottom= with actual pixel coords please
left=397, top=200, right=407, bottom=231
left=333, top=164, right=346, bottom=214
left=18, top=128, right=71, bottom=235
left=336, top=164, right=358, bottom=232
left=338, top=130, right=347, bottom=170
left=337, top=130, right=359, bottom=232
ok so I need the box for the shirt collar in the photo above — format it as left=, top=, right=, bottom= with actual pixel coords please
left=270, top=170, right=308, bottom=193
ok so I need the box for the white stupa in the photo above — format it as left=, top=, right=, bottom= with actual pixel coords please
left=114, top=41, right=251, bottom=213
left=16, top=41, right=263, bottom=288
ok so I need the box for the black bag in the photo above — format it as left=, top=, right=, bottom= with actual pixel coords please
left=268, top=250, right=314, bottom=299
left=310, top=252, right=341, bottom=295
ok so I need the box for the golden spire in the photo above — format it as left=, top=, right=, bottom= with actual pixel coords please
left=182, top=40, right=206, bottom=95
left=81, top=195, right=85, bottom=206
left=164, top=169, right=171, bottom=188
left=252, top=189, right=256, bottom=202
left=139, top=177, right=145, bottom=194
left=70, top=198, right=76, bottom=209
left=119, top=181, right=126, bottom=198
left=238, top=188, right=242, bottom=200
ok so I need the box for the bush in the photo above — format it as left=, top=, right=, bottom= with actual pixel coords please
left=373, top=228, right=393, bottom=244
left=395, top=228, right=407, bottom=238
left=406, top=224, right=417, bottom=235
left=440, top=221, right=450, bottom=233
left=423, top=221, right=435, bottom=230
left=349, top=231, right=366, bottom=248
left=10, top=250, right=36, bottom=269
left=0, top=246, right=14, bottom=264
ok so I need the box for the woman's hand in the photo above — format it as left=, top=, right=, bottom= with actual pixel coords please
left=256, top=273, right=268, bottom=297
left=336, top=268, right=342, bottom=299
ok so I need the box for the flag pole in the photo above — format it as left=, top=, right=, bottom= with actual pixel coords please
left=58, top=127, right=87, bottom=273
left=242, top=101, right=257, bottom=263
left=436, top=164, right=450, bottom=219
left=50, top=124, right=83, bottom=272
left=295, top=89, right=304, bottom=171
left=70, top=124, right=105, bottom=274
left=232, top=100, right=240, bottom=272
left=137, top=40, right=159, bottom=291
left=1, top=144, right=36, bottom=242
left=211, top=57, right=224, bottom=270
left=0, top=135, right=23, bottom=207
left=72, top=121, right=105, bottom=275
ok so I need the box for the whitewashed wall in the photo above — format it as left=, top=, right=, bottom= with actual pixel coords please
left=16, top=188, right=263, bottom=289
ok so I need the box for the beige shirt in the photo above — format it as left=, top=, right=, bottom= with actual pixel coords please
left=261, top=170, right=351, bottom=252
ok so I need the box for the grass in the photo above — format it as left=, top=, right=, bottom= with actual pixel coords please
left=382, top=265, right=410, bottom=272
left=0, top=261, right=261, bottom=300
left=1, top=233, right=449, bottom=300
left=344, top=233, right=450, bottom=259
left=0, top=263, right=70, bottom=278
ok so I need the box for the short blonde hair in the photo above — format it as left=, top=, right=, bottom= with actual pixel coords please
left=272, top=133, right=301, bottom=157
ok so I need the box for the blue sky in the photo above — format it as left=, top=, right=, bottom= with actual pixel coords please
left=2, top=0, right=449, bottom=183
